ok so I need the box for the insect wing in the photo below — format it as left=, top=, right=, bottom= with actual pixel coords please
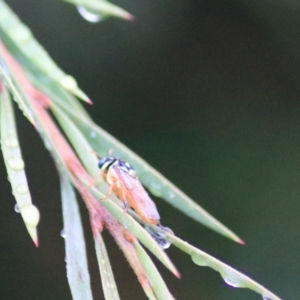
left=114, top=167, right=160, bottom=224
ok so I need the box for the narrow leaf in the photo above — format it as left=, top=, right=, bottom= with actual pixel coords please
left=0, top=26, right=91, bottom=118
left=88, top=180, right=180, bottom=278
left=94, top=231, right=121, bottom=300
left=60, top=170, right=93, bottom=300
left=0, top=85, right=39, bottom=245
left=134, top=241, right=174, bottom=300
left=0, top=59, right=35, bottom=124
left=0, top=24, right=243, bottom=244
left=0, top=0, right=90, bottom=102
left=168, top=234, right=281, bottom=300
left=52, top=105, right=179, bottom=277
left=56, top=101, right=243, bottom=243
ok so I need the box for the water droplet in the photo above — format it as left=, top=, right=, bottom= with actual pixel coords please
left=223, top=278, right=239, bottom=288
left=4, top=137, right=18, bottom=148
left=77, top=6, right=103, bottom=23
left=90, top=131, right=97, bottom=138
left=15, top=184, right=29, bottom=194
left=145, top=225, right=171, bottom=249
left=43, top=139, right=52, bottom=151
left=167, top=191, right=175, bottom=199
left=0, top=57, right=9, bottom=74
left=14, top=203, right=20, bottom=213
left=13, top=25, right=32, bottom=42
left=60, top=75, right=77, bottom=90
left=60, top=229, right=66, bottom=238
left=7, top=157, right=25, bottom=170
left=22, top=205, right=40, bottom=227
left=79, top=271, right=86, bottom=282
left=191, top=254, right=208, bottom=266
left=151, top=182, right=162, bottom=190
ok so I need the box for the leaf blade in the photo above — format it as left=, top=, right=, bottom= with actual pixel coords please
left=0, top=85, right=39, bottom=246
left=168, top=234, right=281, bottom=300
left=134, top=241, right=174, bottom=300
left=52, top=105, right=179, bottom=278
left=58, top=104, right=243, bottom=243
left=60, top=171, right=94, bottom=300
left=0, top=0, right=89, bottom=102
left=94, top=231, right=121, bottom=300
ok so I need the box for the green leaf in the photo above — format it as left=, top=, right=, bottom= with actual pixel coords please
left=0, top=85, right=39, bottom=246
left=134, top=241, right=174, bottom=300
left=60, top=171, right=94, bottom=300
left=0, top=0, right=90, bottom=102
left=94, top=231, right=121, bottom=300
left=52, top=105, right=179, bottom=278
left=55, top=100, right=243, bottom=244
left=167, top=234, right=281, bottom=300
left=88, top=180, right=180, bottom=278
left=0, top=59, right=34, bottom=124
left=0, top=8, right=242, bottom=243
left=64, top=0, right=134, bottom=21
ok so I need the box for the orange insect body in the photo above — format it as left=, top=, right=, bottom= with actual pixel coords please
left=98, top=157, right=160, bottom=225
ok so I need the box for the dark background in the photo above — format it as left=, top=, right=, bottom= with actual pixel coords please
left=1, top=0, right=300, bottom=299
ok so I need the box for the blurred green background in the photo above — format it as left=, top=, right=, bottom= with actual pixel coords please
left=1, top=0, right=300, bottom=299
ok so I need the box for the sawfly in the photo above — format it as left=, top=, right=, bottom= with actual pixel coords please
left=98, top=156, right=160, bottom=225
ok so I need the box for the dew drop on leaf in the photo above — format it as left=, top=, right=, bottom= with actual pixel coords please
left=263, top=296, right=273, bottom=300
left=4, top=137, right=18, bottom=148
left=14, top=203, right=20, bottom=213
left=22, top=205, right=40, bottom=227
left=60, top=75, right=77, bottom=90
left=191, top=254, right=208, bottom=267
left=90, top=131, right=97, bottom=138
left=77, top=6, right=103, bottom=23
left=60, top=229, right=66, bottom=238
left=145, top=225, right=171, bottom=249
left=223, top=278, right=239, bottom=288
left=42, top=138, right=52, bottom=151
left=0, top=57, right=9, bottom=74
left=79, top=271, right=86, bottom=282
left=151, top=182, right=162, bottom=190
left=16, top=184, right=29, bottom=194
left=7, top=157, right=25, bottom=170
left=167, top=191, right=175, bottom=199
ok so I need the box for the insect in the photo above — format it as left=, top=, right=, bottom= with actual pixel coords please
left=98, top=156, right=160, bottom=225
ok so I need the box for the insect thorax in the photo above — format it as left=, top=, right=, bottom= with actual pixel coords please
left=98, top=157, right=137, bottom=177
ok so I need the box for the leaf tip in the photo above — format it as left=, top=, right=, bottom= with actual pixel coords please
left=27, top=226, right=39, bottom=247
left=34, top=237, right=39, bottom=248
left=127, top=14, right=136, bottom=22
left=237, top=238, right=245, bottom=245
left=175, top=270, right=181, bottom=279
left=87, top=98, right=93, bottom=105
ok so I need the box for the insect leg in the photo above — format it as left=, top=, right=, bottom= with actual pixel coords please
left=100, top=184, right=114, bottom=201
left=89, top=171, right=105, bottom=188
left=118, top=184, right=129, bottom=213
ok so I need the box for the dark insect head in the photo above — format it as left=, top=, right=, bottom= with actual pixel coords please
left=98, top=157, right=117, bottom=172
left=98, top=157, right=137, bottom=177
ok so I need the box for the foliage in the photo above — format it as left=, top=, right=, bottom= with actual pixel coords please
left=0, top=1, right=281, bottom=299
